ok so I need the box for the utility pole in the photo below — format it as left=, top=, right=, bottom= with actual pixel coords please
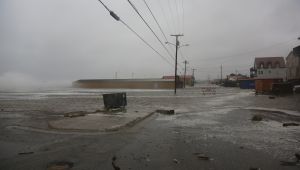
left=191, top=68, right=196, bottom=86
left=192, top=68, right=196, bottom=77
left=183, top=60, right=188, bottom=88
left=220, top=65, right=223, bottom=83
left=171, top=34, right=184, bottom=94
left=115, top=72, right=118, bottom=79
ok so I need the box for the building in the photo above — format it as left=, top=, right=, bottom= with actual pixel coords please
left=162, top=75, right=195, bottom=86
left=253, top=57, right=286, bottom=93
left=221, top=73, right=248, bottom=87
left=254, top=57, right=286, bottom=79
left=226, top=73, right=248, bottom=81
left=286, top=46, right=300, bottom=81
left=239, top=79, right=255, bottom=89
left=73, top=79, right=180, bottom=89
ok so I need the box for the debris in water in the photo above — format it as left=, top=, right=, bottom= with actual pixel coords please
left=197, top=155, right=210, bottom=160
left=251, top=114, right=263, bottom=121
left=18, top=151, right=34, bottom=155
left=173, top=158, right=179, bottom=164
left=249, top=168, right=261, bottom=170
left=194, top=153, right=213, bottom=161
left=268, top=96, right=275, bottom=99
left=64, top=111, right=86, bottom=118
left=104, top=107, right=126, bottom=114
left=282, top=123, right=299, bottom=127
left=112, top=155, right=121, bottom=170
left=94, top=109, right=105, bottom=113
left=156, top=109, right=175, bottom=115
left=46, top=161, right=74, bottom=170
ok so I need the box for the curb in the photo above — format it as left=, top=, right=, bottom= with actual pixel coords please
left=48, top=111, right=156, bottom=132
left=246, top=108, right=300, bottom=118
left=104, top=111, right=156, bottom=132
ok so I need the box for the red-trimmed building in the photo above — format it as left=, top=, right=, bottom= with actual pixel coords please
left=162, top=75, right=195, bottom=87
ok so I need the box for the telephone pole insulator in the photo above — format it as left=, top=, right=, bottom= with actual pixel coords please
left=110, top=11, right=120, bottom=21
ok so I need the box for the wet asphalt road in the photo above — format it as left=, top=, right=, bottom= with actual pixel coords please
left=0, top=87, right=300, bottom=170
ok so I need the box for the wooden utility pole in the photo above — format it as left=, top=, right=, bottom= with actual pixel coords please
left=171, top=34, right=184, bottom=94
left=220, top=65, right=223, bottom=83
left=183, top=60, right=188, bottom=88
left=192, top=68, right=196, bottom=77
left=115, top=72, right=118, bottom=79
left=191, top=68, right=196, bottom=86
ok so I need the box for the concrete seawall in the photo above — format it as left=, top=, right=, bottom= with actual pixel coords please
left=73, top=79, right=183, bottom=89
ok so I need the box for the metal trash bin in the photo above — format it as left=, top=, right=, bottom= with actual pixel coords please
left=103, top=93, right=127, bottom=109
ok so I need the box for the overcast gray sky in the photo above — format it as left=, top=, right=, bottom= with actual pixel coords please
left=0, top=0, right=299, bottom=88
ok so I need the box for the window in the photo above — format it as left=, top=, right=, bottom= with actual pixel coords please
left=260, top=63, right=264, bottom=68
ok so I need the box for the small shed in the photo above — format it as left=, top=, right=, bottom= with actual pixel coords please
left=255, top=79, right=282, bottom=94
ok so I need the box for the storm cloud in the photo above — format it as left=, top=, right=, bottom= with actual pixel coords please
left=0, top=0, right=299, bottom=86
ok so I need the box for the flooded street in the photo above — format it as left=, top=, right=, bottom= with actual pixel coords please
left=0, top=86, right=300, bottom=169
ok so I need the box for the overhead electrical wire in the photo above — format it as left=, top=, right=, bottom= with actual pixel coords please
left=157, top=0, right=174, bottom=35
left=181, top=0, right=185, bottom=34
left=143, top=0, right=186, bottom=71
left=179, top=49, right=187, bottom=61
left=96, top=0, right=173, bottom=67
left=167, top=0, right=178, bottom=34
left=175, top=0, right=181, bottom=33
left=142, top=0, right=180, bottom=65
left=199, top=37, right=297, bottom=62
left=127, top=0, right=175, bottom=60
left=142, top=0, right=169, bottom=43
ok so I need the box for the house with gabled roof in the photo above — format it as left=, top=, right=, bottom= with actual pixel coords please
left=253, top=57, right=286, bottom=93
left=286, top=46, right=300, bottom=81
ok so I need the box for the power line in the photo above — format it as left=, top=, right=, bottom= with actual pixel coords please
left=199, top=38, right=297, bottom=62
left=181, top=0, right=185, bottom=34
left=174, top=0, right=181, bottom=33
left=143, top=0, right=184, bottom=69
left=96, top=0, right=173, bottom=67
left=142, top=0, right=169, bottom=43
left=120, top=20, right=173, bottom=66
left=157, top=0, right=174, bottom=35
left=97, top=0, right=110, bottom=11
left=127, top=0, right=175, bottom=60
left=167, top=0, right=178, bottom=33
left=179, top=48, right=187, bottom=61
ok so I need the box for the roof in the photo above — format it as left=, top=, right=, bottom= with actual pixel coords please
left=75, top=78, right=173, bottom=83
left=162, top=75, right=194, bottom=79
left=254, top=57, right=285, bottom=69
left=293, top=46, right=300, bottom=56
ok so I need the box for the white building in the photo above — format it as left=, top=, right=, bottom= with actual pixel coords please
left=254, top=57, right=286, bottom=80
